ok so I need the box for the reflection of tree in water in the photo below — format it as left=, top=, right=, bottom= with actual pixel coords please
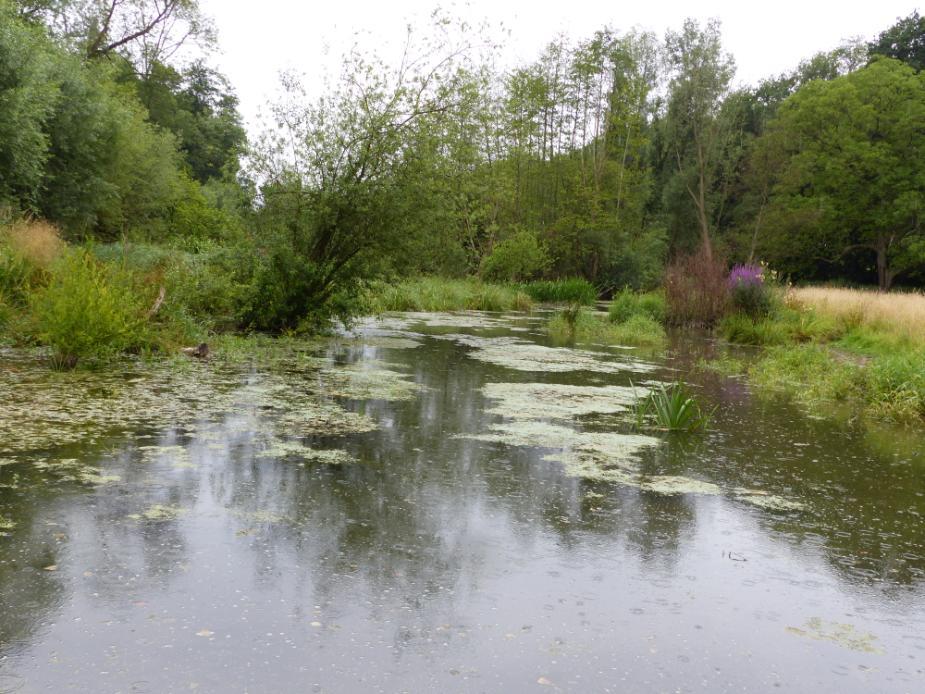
left=668, top=344, right=925, bottom=595
left=0, top=487, right=66, bottom=650
left=3, top=324, right=925, bottom=667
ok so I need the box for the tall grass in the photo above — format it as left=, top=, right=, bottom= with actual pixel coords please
left=520, top=277, right=597, bottom=305
left=0, top=219, right=65, bottom=302
left=365, top=277, right=533, bottom=313
left=788, top=287, right=925, bottom=346
left=548, top=306, right=665, bottom=346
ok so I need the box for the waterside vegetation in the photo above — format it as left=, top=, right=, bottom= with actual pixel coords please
left=1, top=1, right=924, bottom=427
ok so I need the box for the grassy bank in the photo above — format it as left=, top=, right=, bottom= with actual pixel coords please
left=364, top=277, right=534, bottom=313
left=717, top=287, right=925, bottom=424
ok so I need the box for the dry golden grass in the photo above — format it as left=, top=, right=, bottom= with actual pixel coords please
left=788, top=286, right=925, bottom=342
left=1, top=219, right=66, bottom=268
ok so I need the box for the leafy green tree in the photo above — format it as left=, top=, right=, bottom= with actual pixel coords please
left=660, top=18, right=736, bottom=261
left=756, top=59, right=925, bottom=289
left=0, top=2, right=59, bottom=209
left=248, top=23, right=476, bottom=331
left=869, top=11, right=925, bottom=71
left=17, top=0, right=214, bottom=73
left=480, top=228, right=549, bottom=282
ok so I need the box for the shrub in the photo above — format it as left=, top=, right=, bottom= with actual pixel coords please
left=30, top=250, right=149, bottom=367
left=521, top=277, right=597, bottom=305
left=664, top=247, right=728, bottom=326
left=727, top=264, right=773, bottom=317
left=609, top=289, right=666, bottom=324
left=480, top=229, right=549, bottom=283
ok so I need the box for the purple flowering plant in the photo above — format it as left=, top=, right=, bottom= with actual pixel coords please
left=727, top=264, right=772, bottom=317
left=727, top=264, right=764, bottom=289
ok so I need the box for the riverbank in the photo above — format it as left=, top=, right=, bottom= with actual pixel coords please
left=715, top=287, right=925, bottom=425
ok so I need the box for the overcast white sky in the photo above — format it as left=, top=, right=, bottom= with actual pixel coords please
left=199, top=0, right=921, bottom=133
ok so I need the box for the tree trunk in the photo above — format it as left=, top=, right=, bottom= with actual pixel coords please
left=876, top=241, right=892, bottom=291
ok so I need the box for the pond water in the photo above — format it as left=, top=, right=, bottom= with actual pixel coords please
left=1, top=311, right=924, bottom=693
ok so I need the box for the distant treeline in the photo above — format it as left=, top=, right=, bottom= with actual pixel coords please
left=2, top=2, right=924, bottom=333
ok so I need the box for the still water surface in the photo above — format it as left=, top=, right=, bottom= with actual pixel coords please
left=1, top=311, right=924, bottom=693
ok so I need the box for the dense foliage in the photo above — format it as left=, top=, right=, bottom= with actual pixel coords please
left=2, top=3, right=924, bottom=355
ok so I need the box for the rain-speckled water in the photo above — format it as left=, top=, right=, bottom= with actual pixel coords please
left=1, top=311, right=924, bottom=693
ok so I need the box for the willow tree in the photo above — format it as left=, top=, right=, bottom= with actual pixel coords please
left=248, top=23, right=478, bottom=330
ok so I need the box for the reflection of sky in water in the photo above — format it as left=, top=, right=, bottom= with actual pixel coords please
left=1, top=313, right=924, bottom=692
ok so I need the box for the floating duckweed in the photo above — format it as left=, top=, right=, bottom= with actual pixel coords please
left=458, top=421, right=660, bottom=481
left=786, top=618, right=883, bottom=654
left=639, top=476, right=722, bottom=496
left=0, top=515, right=15, bottom=531
left=343, top=336, right=423, bottom=350
left=481, top=382, right=645, bottom=421
left=0, top=345, right=416, bottom=458
left=434, top=334, right=657, bottom=374
left=736, top=492, right=806, bottom=512
left=402, top=312, right=512, bottom=329
left=31, top=458, right=120, bottom=486
left=129, top=504, right=186, bottom=522
left=138, top=445, right=191, bottom=467
left=229, top=508, right=287, bottom=524
left=258, top=440, right=356, bottom=465
left=316, top=361, right=422, bottom=401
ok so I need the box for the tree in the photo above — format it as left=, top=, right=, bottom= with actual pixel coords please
left=248, top=22, right=477, bottom=330
left=661, top=18, right=736, bottom=261
left=755, top=59, right=925, bottom=290
left=869, top=11, right=925, bottom=71
left=16, top=0, right=214, bottom=74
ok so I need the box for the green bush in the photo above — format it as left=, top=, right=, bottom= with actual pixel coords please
left=521, top=277, right=597, bottom=305
left=609, top=289, right=666, bottom=324
left=30, top=250, right=149, bottom=367
left=480, top=229, right=549, bottom=283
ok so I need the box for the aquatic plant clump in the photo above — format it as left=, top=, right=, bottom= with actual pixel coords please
left=632, top=382, right=714, bottom=432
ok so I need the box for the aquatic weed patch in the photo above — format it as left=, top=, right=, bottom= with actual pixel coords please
left=481, top=382, right=644, bottom=421
left=257, top=439, right=356, bottom=465
left=433, top=333, right=658, bottom=374
left=0, top=344, right=424, bottom=469
left=786, top=618, right=883, bottom=655
left=128, top=504, right=187, bottom=522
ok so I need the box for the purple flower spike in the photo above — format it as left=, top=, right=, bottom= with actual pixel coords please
left=727, top=264, right=764, bottom=289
